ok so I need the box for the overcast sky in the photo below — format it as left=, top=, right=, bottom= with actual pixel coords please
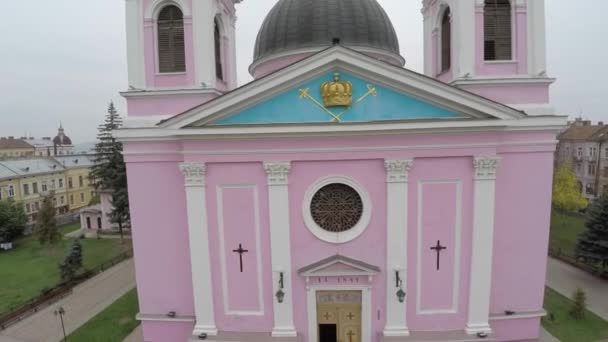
left=0, top=1, right=606, bottom=143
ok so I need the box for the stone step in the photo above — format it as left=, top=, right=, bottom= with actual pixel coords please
left=381, top=331, right=496, bottom=342
left=189, top=332, right=299, bottom=342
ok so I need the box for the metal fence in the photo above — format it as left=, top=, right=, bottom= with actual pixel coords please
left=548, top=247, right=608, bottom=280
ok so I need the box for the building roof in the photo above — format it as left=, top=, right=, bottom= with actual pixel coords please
left=253, top=0, right=401, bottom=64
left=558, top=123, right=606, bottom=141
left=0, top=164, right=18, bottom=180
left=22, top=138, right=54, bottom=148
left=54, top=155, right=94, bottom=169
left=0, top=138, right=32, bottom=150
left=0, top=158, right=65, bottom=178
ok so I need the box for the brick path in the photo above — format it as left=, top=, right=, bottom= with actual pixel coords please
left=0, top=259, right=135, bottom=342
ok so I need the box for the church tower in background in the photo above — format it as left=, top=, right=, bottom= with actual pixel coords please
left=122, top=0, right=241, bottom=118
left=422, top=0, right=553, bottom=116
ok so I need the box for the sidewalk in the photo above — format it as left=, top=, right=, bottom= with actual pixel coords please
left=0, top=259, right=136, bottom=342
left=546, top=257, right=608, bottom=320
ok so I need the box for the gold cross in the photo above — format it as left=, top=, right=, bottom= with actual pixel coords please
left=298, top=84, right=377, bottom=123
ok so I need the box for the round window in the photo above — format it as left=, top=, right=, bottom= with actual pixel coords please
left=310, top=184, right=363, bottom=232
left=303, top=176, right=372, bottom=244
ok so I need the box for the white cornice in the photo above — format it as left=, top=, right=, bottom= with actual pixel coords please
left=156, top=46, right=535, bottom=130
left=120, top=88, right=223, bottom=98
left=114, top=116, right=567, bottom=142
left=451, top=76, right=555, bottom=86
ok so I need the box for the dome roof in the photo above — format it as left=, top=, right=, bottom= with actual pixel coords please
left=53, top=135, right=72, bottom=146
left=253, top=0, right=402, bottom=65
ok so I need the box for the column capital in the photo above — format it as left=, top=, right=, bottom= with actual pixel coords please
left=385, top=159, right=414, bottom=183
left=179, top=162, right=207, bottom=187
left=264, top=161, right=291, bottom=186
left=473, top=156, right=500, bottom=180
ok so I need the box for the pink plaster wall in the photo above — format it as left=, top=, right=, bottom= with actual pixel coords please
left=491, top=317, right=542, bottom=341
left=458, top=83, right=550, bottom=105
left=126, top=93, right=218, bottom=117
left=124, top=130, right=558, bottom=341
left=141, top=321, right=194, bottom=342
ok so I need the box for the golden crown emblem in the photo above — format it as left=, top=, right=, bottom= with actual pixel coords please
left=321, top=72, right=353, bottom=107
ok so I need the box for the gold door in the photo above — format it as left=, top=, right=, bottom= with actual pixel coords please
left=317, top=303, right=361, bottom=342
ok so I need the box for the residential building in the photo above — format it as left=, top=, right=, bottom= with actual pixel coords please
left=0, top=155, right=95, bottom=223
left=0, top=137, right=35, bottom=159
left=556, top=119, right=608, bottom=199
left=55, top=155, right=95, bottom=211
left=117, top=0, right=564, bottom=341
left=22, top=124, right=75, bottom=157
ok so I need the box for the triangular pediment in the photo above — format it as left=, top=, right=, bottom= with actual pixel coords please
left=158, top=46, right=527, bottom=131
left=298, top=255, right=381, bottom=278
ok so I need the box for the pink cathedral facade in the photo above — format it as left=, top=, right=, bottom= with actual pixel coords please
left=116, top=0, right=565, bottom=341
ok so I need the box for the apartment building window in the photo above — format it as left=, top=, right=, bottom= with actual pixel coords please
left=34, top=202, right=39, bottom=211
left=68, top=177, right=73, bottom=189
left=604, top=167, right=608, bottom=178
left=32, top=182, right=38, bottom=194
left=25, top=203, right=30, bottom=213
left=590, top=147, right=597, bottom=158
left=70, top=195, right=74, bottom=205
left=605, top=148, right=608, bottom=159
left=58, top=179, right=63, bottom=188
left=51, top=179, right=56, bottom=189
left=60, top=196, right=65, bottom=204
left=53, top=197, right=57, bottom=206
left=8, top=185, right=14, bottom=197
left=80, top=192, right=85, bottom=203
left=577, top=147, right=583, bottom=158
left=576, top=163, right=582, bottom=173
left=588, top=164, right=596, bottom=176
left=79, top=175, right=84, bottom=187
left=23, top=184, right=29, bottom=196
left=42, top=183, right=48, bottom=192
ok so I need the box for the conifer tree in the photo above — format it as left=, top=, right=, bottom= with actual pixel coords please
left=60, top=239, right=83, bottom=282
left=576, top=195, right=608, bottom=272
left=90, top=102, right=130, bottom=241
left=37, top=192, right=60, bottom=246
left=569, top=288, right=587, bottom=320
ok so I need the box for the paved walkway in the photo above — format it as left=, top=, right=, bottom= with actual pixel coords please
left=0, top=259, right=135, bottom=342
left=123, top=325, right=143, bottom=342
left=546, top=257, right=608, bottom=320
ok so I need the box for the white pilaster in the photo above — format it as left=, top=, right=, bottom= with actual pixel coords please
left=125, top=0, right=145, bottom=89
left=466, top=156, right=500, bottom=335
left=527, top=0, right=547, bottom=76
left=192, top=0, right=217, bottom=89
left=383, top=159, right=414, bottom=337
left=263, top=162, right=297, bottom=337
left=454, top=0, right=476, bottom=78
left=179, top=162, right=217, bottom=336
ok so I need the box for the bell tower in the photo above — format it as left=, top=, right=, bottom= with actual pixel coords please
left=123, top=0, right=242, bottom=117
left=422, top=0, right=554, bottom=115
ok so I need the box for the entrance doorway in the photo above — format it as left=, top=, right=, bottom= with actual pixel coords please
left=316, top=291, right=361, bottom=342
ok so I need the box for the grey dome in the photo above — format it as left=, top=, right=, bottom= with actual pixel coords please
left=253, top=0, right=401, bottom=63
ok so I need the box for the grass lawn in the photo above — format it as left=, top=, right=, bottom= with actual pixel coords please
left=0, top=223, right=132, bottom=315
left=549, top=210, right=586, bottom=257
left=542, top=287, right=608, bottom=342
left=68, top=288, right=140, bottom=342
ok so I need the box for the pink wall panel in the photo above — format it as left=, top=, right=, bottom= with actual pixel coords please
left=419, top=182, right=459, bottom=312
left=407, top=157, right=473, bottom=331
left=126, top=93, right=217, bottom=117
left=220, top=186, right=263, bottom=313
left=205, top=162, right=274, bottom=332
left=141, top=321, right=194, bottom=342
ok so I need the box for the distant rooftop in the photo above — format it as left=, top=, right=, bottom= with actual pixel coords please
left=559, top=119, right=608, bottom=141
left=0, top=158, right=65, bottom=179
left=0, top=138, right=33, bottom=150
left=54, top=155, right=95, bottom=168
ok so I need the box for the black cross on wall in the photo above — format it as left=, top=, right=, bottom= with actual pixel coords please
left=430, top=240, right=447, bottom=271
left=232, top=243, right=249, bottom=272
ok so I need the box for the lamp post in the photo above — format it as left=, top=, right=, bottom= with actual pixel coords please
left=54, top=306, right=67, bottom=342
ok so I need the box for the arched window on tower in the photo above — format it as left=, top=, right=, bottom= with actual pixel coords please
left=484, top=0, right=512, bottom=61
left=440, top=8, right=451, bottom=72
left=214, top=18, right=224, bottom=80
left=158, top=5, right=186, bottom=73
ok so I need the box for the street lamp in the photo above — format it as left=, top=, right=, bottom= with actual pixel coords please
left=54, top=306, right=67, bottom=342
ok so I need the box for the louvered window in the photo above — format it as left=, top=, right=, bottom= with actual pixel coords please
left=158, top=5, right=186, bottom=73
left=214, top=19, right=224, bottom=80
left=484, top=0, right=512, bottom=61
left=441, top=8, right=451, bottom=72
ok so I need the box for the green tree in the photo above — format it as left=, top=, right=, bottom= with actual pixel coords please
left=552, top=165, right=587, bottom=212
left=90, top=102, right=130, bottom=241
left=60, top=239, right=83, bottom=282
left=36, top=192, right=60, bottom=246
left=569, top=288, right=587, bottom=320
left=0, top=200, right=28, bottom=244
left=576, top=195, right=608, bottom=272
